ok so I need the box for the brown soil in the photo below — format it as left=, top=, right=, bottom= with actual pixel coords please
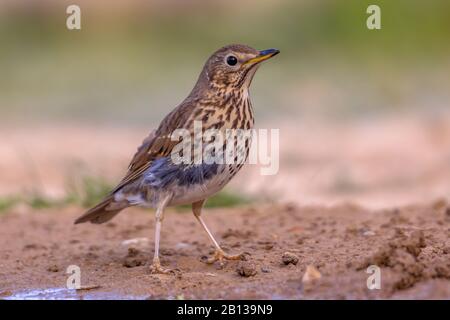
left=1, top=201, right=449, bottom=299
left=1, top=119, right=449, bottom=299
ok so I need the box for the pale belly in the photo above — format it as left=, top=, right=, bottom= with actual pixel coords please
left=168, top=166, right=235, bottom=206
left=115, top=159, right=244, bottom=208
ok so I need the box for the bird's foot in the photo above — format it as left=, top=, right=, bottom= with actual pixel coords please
left=202, top=249, right=246, bottom=266
left=149, top=259, right=174, bottom=275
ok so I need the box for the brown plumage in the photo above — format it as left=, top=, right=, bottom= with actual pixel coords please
left=74, top=44, right=279, bottom=273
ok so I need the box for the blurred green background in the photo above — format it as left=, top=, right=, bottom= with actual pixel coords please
left=1, top=0, right=449, bottom=126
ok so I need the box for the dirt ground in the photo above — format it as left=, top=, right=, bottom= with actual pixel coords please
left=0, top=201, right=449, bottom=299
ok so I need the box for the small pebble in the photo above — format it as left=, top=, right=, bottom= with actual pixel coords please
left=282, top=251, right=299, bottom=265
left=236, top=261, right=257, bottom=277
left=302, top=265, right=321, bottom=283
left=47, top=264, right=59, bottom=272
left=123, top=257, right=144, bottom=268
left=127, top=247, right=140, bottom=257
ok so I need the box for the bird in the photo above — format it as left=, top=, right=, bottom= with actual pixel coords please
left=74, top=44, right=279, bottom=274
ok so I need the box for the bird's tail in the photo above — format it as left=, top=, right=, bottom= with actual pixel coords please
left=74, top=195, right=128, bottom=224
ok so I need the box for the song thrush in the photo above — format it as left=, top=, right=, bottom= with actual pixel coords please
left=75, top=44, right=279, bottom=273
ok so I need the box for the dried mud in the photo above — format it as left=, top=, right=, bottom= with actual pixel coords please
left=0, top=202, right=449, bottom=299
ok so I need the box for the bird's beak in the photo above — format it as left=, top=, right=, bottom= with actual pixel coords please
left=244, top=48, right=280, bottom=66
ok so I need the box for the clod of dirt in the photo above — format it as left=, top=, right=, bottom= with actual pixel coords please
left=236, top=261, right=257, bottom=277
left=443, top=244, right=450, bottom=254
left=86, top=252, right=99, bottom=259
left=258, top=239, right=275, bottom=250
left=47, top=264, right=59, bottom=272
left=127, top=247, right=140, bottom=257
left=23, top=243, right=46, bottom=250
left=222, top=228, right=255, bottom=239
left=123, top=257, right=145, bottom=268
left=403, top=230, right=426, bottom=256
left=161, top=248, right=176, bottom=256
left=302, top=265, right=321, bottom=283
left=282, top=251, right=299, bottom=265
left=240, top=252, right=251, bottom=261
left=123, top=247, right=146, bottom=267
left=363, top=229, right=426, bottom=267
left=358, top=229, right=431, bottom=290
left=296, top=236, right=308, bottom=245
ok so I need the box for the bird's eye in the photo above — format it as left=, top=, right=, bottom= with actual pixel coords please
left=226, top=55, right=238, bottom=66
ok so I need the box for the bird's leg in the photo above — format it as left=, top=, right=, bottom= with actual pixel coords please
left=192, top=200, right=244, bottom=265
left=149, top=194, right=173, bottom=274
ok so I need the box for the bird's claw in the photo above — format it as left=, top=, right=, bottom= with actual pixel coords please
left=203, top=249, right=245, bottom=265
left=149, top=259, right=174, bottom=275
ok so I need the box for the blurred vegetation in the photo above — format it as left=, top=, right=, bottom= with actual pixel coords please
left=0, top=197, right=20, bottom=212
left=0, top=174, right=250, bottom=212
left=65, top=175, right=114, bottom=208
left=176, top=191, right=251, bottom=211
left=0, top=0, right=449, bottom=125
left=204, top=192, right=250, bottom=208
left=0, top=175, right=115, bottom=212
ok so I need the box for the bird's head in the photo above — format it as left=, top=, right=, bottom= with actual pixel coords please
left=198, top=44, right=279, bottom=91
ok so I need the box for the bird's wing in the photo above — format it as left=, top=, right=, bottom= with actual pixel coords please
left=111, top=106, right=192, bottom=193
